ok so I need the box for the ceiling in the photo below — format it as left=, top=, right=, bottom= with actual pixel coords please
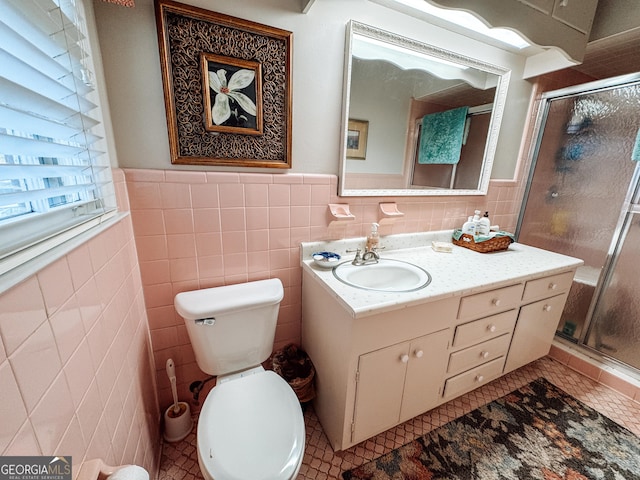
left=572, top=28, right=640, bottom=79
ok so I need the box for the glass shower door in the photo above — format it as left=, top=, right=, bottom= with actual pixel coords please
left=585, top=209, right=640, bottom=369
left=517, top=82, right=640, bottom=341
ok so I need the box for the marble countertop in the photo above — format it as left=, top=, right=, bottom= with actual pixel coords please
left=301, top=231, right=584, bottom=319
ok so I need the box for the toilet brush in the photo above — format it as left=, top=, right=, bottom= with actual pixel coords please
left=166, top=358, right=181, bottom=415
left=163, top=358, right=192, bottom=442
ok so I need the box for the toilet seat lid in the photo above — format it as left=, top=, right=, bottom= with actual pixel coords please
left=198, top=370, right=305, bottom=480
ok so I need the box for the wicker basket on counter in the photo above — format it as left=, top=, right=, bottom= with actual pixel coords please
left=452, top=231, right=514, bottom=253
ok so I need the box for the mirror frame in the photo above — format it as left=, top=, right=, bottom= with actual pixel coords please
left=339, top=20, right=511, bottom=197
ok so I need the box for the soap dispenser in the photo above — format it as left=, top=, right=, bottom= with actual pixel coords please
left=366, top=222, right=380, bottom=251
left=477, top=211, right=491, bottom=235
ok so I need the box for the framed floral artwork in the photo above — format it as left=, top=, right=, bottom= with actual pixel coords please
left=201, top=53, right=263, bottom=135
left=155, top=0, right=292, bottom=168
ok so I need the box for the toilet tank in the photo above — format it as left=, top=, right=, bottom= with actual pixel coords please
left=174, top=279, right=284, bottom=376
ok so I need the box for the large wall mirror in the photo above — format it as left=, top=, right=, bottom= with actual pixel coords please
left=339, top=21, right=511, bottom=196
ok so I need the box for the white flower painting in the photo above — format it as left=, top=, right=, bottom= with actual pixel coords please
left=201, top=53, right=263, bottom=135
left=209, top=68, right=257, bottom=126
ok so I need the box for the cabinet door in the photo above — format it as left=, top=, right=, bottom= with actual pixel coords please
left=504, top=293, right=568, bottom=373
left=352, top=342, right=409, bottom=444
left=552, top=0, right=598, bottom=33
left=400, top=329, right=450, bottom=422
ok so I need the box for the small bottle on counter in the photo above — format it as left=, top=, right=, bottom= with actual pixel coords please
left=366, top=222, right=380, bottom=251
left=461, top=216, right=476, bottom=235
left=477, top=211, right=491, bottom=235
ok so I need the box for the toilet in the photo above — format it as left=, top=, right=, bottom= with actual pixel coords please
left=174, top=278, right=305, bottom=480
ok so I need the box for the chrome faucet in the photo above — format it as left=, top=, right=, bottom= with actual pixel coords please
left=347, top=247, right=380, bottom=265
left=362, top=249, right=380, bottom=263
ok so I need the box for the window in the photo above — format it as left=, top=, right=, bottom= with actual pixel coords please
left=0, top=0, right=116, bottom=276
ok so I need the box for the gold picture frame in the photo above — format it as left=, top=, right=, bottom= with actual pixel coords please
left=155, top=0, right=292, bottom=168
left=347, top=119, right=368, bottom=159
left=201, top=53, right=263, bottom=135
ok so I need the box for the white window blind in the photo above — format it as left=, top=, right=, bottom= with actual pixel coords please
left=0, top=0, right=116, bottom=275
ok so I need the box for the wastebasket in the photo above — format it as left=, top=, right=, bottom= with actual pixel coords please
left=271, top=343, right=316, bottom=403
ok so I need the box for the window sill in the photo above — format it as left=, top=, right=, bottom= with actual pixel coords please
left=0, top=211, right=130, bottom=296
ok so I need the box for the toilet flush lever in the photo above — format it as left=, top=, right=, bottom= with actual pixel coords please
left=195, top=318, right=216, bottom=326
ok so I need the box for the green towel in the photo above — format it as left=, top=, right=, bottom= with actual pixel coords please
left=632, top=128, right=640, bottom=161
left=418, top=106, right=468, bottom=164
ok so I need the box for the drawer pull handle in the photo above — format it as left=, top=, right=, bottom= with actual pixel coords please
left=543, top=304, right=552, bottom=312
left=548, top=282, right=557, bottom=290
left=475, top=374, right=484, bottom=382
left=480, top=351, right=490, bottom=359
left=487, top=324, right=497, bottom=332
left=414, top=349, right=424, bottom=358
left=491, top=298, right=501, bottom=307
left=400, top=354, right=409, bottom=363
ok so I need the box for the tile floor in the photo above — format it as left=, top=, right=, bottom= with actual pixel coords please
left=158, top=356, right=640, bottom=480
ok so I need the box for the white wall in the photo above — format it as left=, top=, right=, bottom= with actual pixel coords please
left=93, top=0, right=533, bottom=179
left=346, top=59, right=418, bottom=175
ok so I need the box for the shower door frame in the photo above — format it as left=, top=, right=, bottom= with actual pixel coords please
left=516, top=72, right=640, bottom=378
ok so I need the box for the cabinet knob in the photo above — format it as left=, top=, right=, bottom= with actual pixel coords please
left=543, top=304, right=552, bottom=312
left=414, top=349, right=424, bottom=358
left=548, top=282, right=557, bottom=290
left=491, top=298, right=501, bottom=307
left=487, top=324, right=497, bottom=332
left=475, top=374, right=484, bottom=382
left=400, top=354, right=409, bottom=363
left=480, top=351, right=489, bottom=359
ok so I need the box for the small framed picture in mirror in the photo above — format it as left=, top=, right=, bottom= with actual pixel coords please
left=347, top=119, right=368, bottom=159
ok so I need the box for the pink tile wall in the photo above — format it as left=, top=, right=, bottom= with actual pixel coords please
left=124, top=168, right=522, bottom=410
left=0, top=169, right=161, bottom=478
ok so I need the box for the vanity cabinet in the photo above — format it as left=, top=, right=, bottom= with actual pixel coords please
left=300, top=239, right=581, bottom=451
left=301, top=272, right=459, bottom=452
left=352, top=329, right=449, bottom=444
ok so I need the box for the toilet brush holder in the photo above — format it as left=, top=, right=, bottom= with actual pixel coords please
left=163, top=401, right=192, bottom=442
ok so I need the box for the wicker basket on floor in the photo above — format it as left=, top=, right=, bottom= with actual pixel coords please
left=452, top=232, right=513, bottom=253
left=271, top=344, right=316, bottom=403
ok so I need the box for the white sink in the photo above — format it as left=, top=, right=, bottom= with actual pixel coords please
left=332, top=258, right=431, bottom=292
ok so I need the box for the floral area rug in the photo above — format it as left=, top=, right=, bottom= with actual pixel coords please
left=343, top=378, right=640, bottom=479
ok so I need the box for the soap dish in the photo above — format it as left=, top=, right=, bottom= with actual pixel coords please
left=432, top=241, right=453, bottom=253
left=312, top=251, right=341, bottom=268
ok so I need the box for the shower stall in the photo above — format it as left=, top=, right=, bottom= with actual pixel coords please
left=517, top=72, right=640, bottom=377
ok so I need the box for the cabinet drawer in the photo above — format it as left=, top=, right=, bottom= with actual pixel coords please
left=522, top=271, right=574, bottom=303
left=447, top=333, right=511, bottom=376
left=452, top=309, right=518, bottom=348
left=443, top=357, right=505, bottom=399
left=458, top=284, right=524, bottom=320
